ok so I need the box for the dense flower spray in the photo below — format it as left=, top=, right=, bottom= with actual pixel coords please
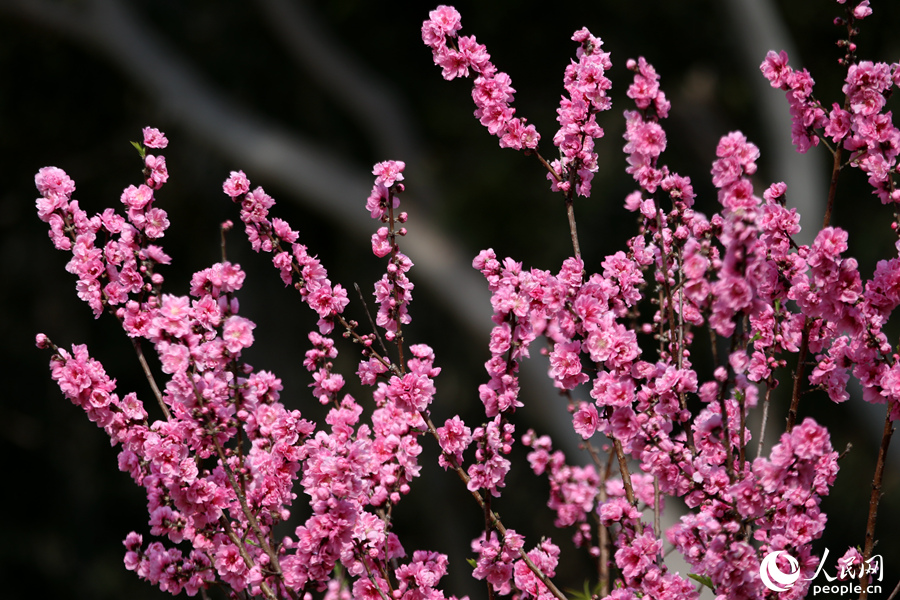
left=35, top=1, right=898, bottom=599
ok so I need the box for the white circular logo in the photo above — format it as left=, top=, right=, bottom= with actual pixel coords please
left=760, top=551, right=801, bottom=592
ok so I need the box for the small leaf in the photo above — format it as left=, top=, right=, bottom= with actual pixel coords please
left=688, top=573, right=714, bottom=590
left=131, top=140, right=146, bottom=159
left=563, top=579, right=595, bottom=600
left=466, top=558, right=478, bottom=569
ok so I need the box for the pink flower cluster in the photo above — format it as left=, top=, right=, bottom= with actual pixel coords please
left=37, top=133, right=465, bottom=599
left=761, top=5, right=900, bottom=202
left=470, top=530, right=560, bottom=600
left=367, top=161, right=414, bottom=340
left=223, top=170, right=349, bottom=334
left=547, top=28, right=613, bottom=198
left=622, top=57, right=675, bottom=195
left=34, top=128, right=173, bottom=316
left=422, top=5, right=539, bottom=150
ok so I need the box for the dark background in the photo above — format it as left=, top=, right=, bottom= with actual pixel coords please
left=2, top=1, right=900, bottom=598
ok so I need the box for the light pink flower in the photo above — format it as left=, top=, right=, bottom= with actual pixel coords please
left=142, top=126, right=169, bottom=149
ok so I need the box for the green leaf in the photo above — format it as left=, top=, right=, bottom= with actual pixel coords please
left=466, top=558, right=478, bottom=569
left=130, top=140, right=146, bottom=159
left=563, top=579, right=596, bottom=600
left=688, top=573, right=714, bottom=590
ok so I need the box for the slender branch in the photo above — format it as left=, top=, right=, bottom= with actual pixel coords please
left=738, top=383, right=747, bottom=474
left=530, top=149, right=562, bottom=183
left=355, top=547, right=393, bottom=600
left=354, top=282, right=389, bottom=357
left=885, top=577, right=900, bottom=600
left=823, top=92, right=850, bottom=228
left=653, top=476, right=661, bottom=539
left=786, top=317, right=810, bottom=432
left=566, top=196, right=582, bottom=261
left=613, top=438, right=643, bottom=536
left=859, top=405, right=895, bottom=600
left=210, top=435, right=284, bottom=575
left=656, top=209, right=678, bottom=353
left=757, top=365, right=775, bottom=458
left=823, top=142, right=843, bottom=229
left=598, top=448, right=615, bottom=598
left=220, top=220, right=231, bottom=263
left=220, top=517, right=279, bottom=600
left=131, top=338, right=170, bottom=420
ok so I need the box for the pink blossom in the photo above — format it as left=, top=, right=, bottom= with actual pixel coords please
left=144, top=154, right=169, bottom=189
left=436, top=415, right=471, bottom=466
left=761, top=50, right=791, bottom=89
left=35, top=16, right=897, bottom=600
left=372, top=160, right=405, bottom=187
left=385, top=372, right=435, bottom=413
left=35, top=166, right=76, bottom=202
left=853, top=0, right=872, bottom=20
left=548, top=340, right=588, bottom=389
left=572, top=403, right=599, bottom=439
left=142, top=126, right=169, bottom=149
left=119, top=184, right=153, bottom=210
left=222, top=315, right=255, bottom=353
left=142, top=207, right=169, bottom=238
left=615, top=531, right=661, bottom=581
left=424, top=5, right=461, bottom=38
left=370, top=227, right=391, bottom=257
left=223, top=170, right=250, bottom=197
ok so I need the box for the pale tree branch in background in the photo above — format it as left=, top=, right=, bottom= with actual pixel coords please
left=255, top=0, right=425, bottom=174
left=724, top=0, right=826, bottom=248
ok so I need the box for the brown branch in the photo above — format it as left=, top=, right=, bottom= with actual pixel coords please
left=613, top=438, right=643, bottom=536
left=131, top=338, right=170, bottom=420
left=210, top=435, right=284, bottom=577
left=566, top=196, right=582, bottom=261
left=859, top=405, right=895, bottom=600
left=598, top=448, right=615, bottom=598
left=885, top=577, right=900, bottom=600
left=786, top=318, right=810, bottom=432
left=823, top=142, right=843, bottom=229
left=220, top=517, right=279, bottom=600
left=757, top=365, right=775, bottom=458
left=823, top=93, right=850, bottom=228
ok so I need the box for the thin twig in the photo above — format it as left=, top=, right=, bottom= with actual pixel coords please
left=598, top=448, right=614, bottom=598
left=885, top=577, right=900, bottom=600
left=386, top=195, right=406, bottom=372
left=566, top=196, right=582, bottom=260
left=354, top=282, right=389, bottom=356
left=131, top=338, right=170, bottom=420
left=613, top=438, right=643, bottom=536
left=757, top=371, right=774, bottom=458
left=786, top=318, right=810, bottom=432
left=220, top=517, right=279, bottom=600
left=859, top=405, right=895, bottom=600
left=356, top=547, right=394, bottom=600
left=220, top=220, right=231, bottom=263
left=653, top=476, right=661, bottom=539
